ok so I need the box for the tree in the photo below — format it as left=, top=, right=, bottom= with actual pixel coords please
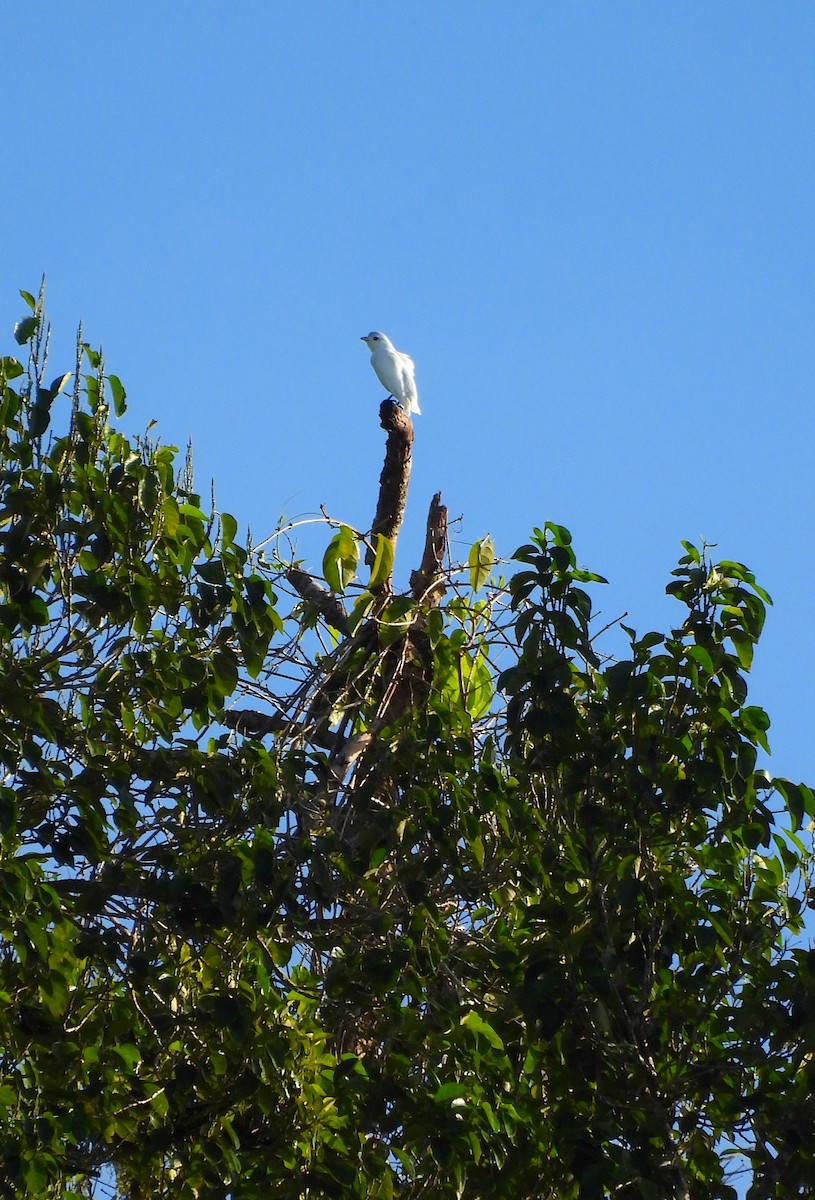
left=1, top=287, right=813, bottom=1199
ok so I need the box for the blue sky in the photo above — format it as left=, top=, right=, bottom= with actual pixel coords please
left=3, top=3, right=814, bottom=785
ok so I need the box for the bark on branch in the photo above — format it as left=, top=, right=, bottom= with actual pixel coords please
left=410, top=492, right=448, bottom=606
left=223, top=707, right=341, bottom=751
left=365, top=400, right=413, bottom=567
left=286, top=565, right=350, bottom=635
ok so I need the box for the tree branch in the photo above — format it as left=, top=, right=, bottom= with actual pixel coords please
left=365, top=399, right=413, bottom=567
left=286, top=565, right=350, bottom=635
left=410, top=491, right=447, bottom=605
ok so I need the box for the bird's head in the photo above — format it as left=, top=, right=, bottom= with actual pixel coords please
left=361, top=331, right=391, bottom=350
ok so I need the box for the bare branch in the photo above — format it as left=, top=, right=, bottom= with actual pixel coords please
left=286, top=565, right=350, bottom=635
left=365, top=400, right=414, bottom=567
left=410, top=491, right=448, bottom=606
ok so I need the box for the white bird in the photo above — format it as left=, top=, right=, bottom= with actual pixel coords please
left=361, top=331, right=421, bottom=416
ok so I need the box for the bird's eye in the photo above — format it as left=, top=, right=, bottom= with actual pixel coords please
left=372, top=335, right=379, bottom=341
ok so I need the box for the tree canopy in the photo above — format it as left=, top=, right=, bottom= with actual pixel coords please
left=1, top=288, right=813, bottom=1199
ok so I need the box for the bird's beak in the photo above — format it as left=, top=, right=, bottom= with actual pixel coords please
left=360, top=336, right=368, bottom=343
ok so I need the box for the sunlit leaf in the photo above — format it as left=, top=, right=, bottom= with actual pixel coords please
left=220, top=511, right=238, bottom=550
left=13, top=316, right=37, bottom=345
left=468, top=535, right=494, bottom=592
left=48, top=372, right=72, bottom=398
left=112, top=1044, right=141, bottom=1071
left=461, top=1010, right=505, bottom=1050
left=323, top=525, right=358, bottom=593
left=369, top=534, right=394, bottom=590
left=107, top=374, right=127, bottom=416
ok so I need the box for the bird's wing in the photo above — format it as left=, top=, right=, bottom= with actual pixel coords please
left=396, top=353, right=420, bottom=414
left=372, top=351, right=400, bottom=396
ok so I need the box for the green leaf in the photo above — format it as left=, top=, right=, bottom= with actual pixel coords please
left=391, top=1147, right=417, bottom=1179
left=138, top=472, right=158, bottom=515
left=322, top=525, right=359, bottom=593
left=461, top=1010, right=505, bottom=1050
left=468, top=535, right=495, bottom=592
left=112, top=1044, right=141, bottom=1071
left=433, top=1081, right=469, bottom=1104
left=462, top=650, right=494, bottom=719
left=49, top=372, right=72, bottom=397
left=29, top=394, right=53, bottom=438
left=220, top=511, right=238, bottom=551
left=19, top=289, right=37, bottom=311
left=740, top=704, right=770, bottom=752
left=85, top=375, right=102, bottom=412
left=178, top=502, right=207, bottom=523
left=163, top=496, right=180, bottom=535
left=544, top=521, right=572, bottom=547
left=572, top=567, right=608, bottom=584
left=107, top=374, right=127, bottom=417
left=41, top=974, right=69, bottom=1017
left=22, top=1155, right=53, bottom=1192
left=1, top=356, right=24, bottom=381
left=348, top=590, right=374, bottom=633
left=377, top=597, right=413, bottom=647
left=14, top=316, right=38, bottom=346
left=212, top=648, right=239, bottom=695
left=369, top=534, right=395, bottom=590
left=687, top=644, right=714, bottom=676
left=730, top=627, right=754, bottom=670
